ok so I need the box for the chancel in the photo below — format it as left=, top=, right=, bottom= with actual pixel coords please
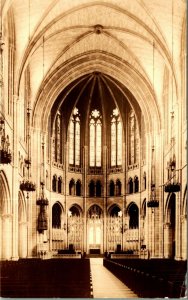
left=0, top=0, right=187, bottom=298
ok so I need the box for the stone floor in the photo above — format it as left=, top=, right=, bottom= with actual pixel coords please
left=90, top=258, right=138, bottom=298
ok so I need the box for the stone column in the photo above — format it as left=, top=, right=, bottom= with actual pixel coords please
left=83, top=145, right=88, bottom=253
left=2, top=214, right=13, bottom=259
left=164, top=223, right=171, bottom=258
left=12, top=95, right=19, bottom=260
left=18, top=221, right=28, bottom=258
left=103, top=145, right=107, bottom=253
left=181, top=215, right=187, bottom=260
left=175, top=192, right=181, bottom=260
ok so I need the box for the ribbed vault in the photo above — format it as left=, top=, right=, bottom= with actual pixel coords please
left=33, top=52, right=160, bottom=135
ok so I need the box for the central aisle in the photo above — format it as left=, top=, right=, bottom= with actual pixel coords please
left=90, top=258, right=138, bottom=298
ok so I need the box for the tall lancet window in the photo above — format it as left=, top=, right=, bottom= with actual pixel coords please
left=52, top=111, right=62, bottom=163
left=69, top=107, right=80, bottom=166
left=129, top=110, right=139, bottom=165
left=89, top=109, right=102, bottom=167
left=55, top=112, right=61, bottom=163
left=111, top=108, right=122, bottom=166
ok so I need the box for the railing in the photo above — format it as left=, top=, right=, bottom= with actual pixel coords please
left=52, top=254, right=81, bottom=259
left=109, top=167, right=123, bottom=174
left=68, top=166, right=82, bottom=173
left=111, top=254, right=139, bottom=259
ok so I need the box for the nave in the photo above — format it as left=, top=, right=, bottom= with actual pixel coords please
left=90, top=258, right=137, bottom=298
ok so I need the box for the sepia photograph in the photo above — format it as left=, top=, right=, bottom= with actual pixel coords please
left=0, top=0, right=187, bottom=298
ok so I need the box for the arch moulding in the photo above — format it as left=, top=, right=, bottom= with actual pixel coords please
left=32, top=51, right=161, bottom=136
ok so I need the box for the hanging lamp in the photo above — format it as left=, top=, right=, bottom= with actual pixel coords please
left=0, top=12, right=12, bottom=164
left=164, top=0, right=180, bottom=193
left=147, top=43, right=159, bottom=208
left=36, top=44, right=49, bottom=232
left=20, top=107, right=36, bottom=191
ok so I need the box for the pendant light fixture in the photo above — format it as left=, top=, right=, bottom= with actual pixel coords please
left=36, top=36, right=49, bottom=233
left=164, top=0, right=180, bottom=193
left=0, top=6, right=12, bottom=164
left=20, top=0, right=35, bottom=190
left=147, top=41, right=159, bottom=209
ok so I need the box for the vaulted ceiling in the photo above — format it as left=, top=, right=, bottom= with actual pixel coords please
left=2, top=0, right=186, bottom=131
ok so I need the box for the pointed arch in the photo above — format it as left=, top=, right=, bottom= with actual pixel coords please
left=89, top=180, right=95, bottom=197
left=69, top=178, right=75, bottom=195
left=52, top=202, right=64, bottom=229
left=116, top=179, right=122, bottom=196
left=76, top=180, right=81, bottom=196
left=0, top=170, right=11, bottom=214
left=69, top=204, right=83, bottom=217
left=128, top=177, right=133, bottom=194
left=141, top=198, right=146, bottom=218
left=127, top=202, right=139, bottom=229
left=182, top=185, right=187, bottom=216
left=109, top=180, right=115, bottom=196
left=108, top=204, right=121, bottom=217
left=18, top=191, right=27, bottom=223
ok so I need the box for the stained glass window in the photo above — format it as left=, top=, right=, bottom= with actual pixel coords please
left=52, top=111, right=62, bottom=163
left=111, top=109, right=122, bottom=166
left=69, top=108, right=80, bottom=166
left=89, top=110, right=102, bottom=167
left=129, top=110, right=139, bottom=165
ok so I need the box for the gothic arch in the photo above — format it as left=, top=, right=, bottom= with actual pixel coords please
left=126, top=202, right=139, bottom=229
left=108, top=204, right=121, bottom=216
left=0, top=170, right=11, bottom=214
left=164, top=193, right=176, bottom=259
left=52, top=202, right=64, bottom=228
left=0, top=170, right=12, bottom=259
left=141, top=199, right=146, bottom=218
left=32, top=51, right=161, bottom=137
left=182, top=185, right=187, bottom=216
left=69, top=204, right=83, bottom=216
left=18, top=191, right=27, bottom=223
left=18, top=192, right=27, bottom=258
left=87, top=204, right=103, bottom=216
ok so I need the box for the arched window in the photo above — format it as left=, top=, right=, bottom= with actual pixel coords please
left=128, top=110, right=139, bottom=165
left=52, top=175, right=57, bottom=192
left=111, top=108, right=122, bottom=166
left=69, top=107, right=80, bottom=166
left=116, top=179, right=122, bottom=196
left=89, top=180, right=95, bottom=197
left=58, top=177, right=62, bottom=193
left=96, top=180, right=102, bottom=197
left=134, top=176, right=139, bottom=193
left=143, top=172, right=146, bottom=190
left=89, top=109, right=102, bottom=167
left=52, top=203, right=62, bottom=228
left=69, top=179, right=75, bottom=195
left=128, top=203, right=139, bottom=229
left=52, top=112, right=62, bottom=163
left=128, top=178, right=133, bottom=194
left=142, top=199, right=146, bottom=219
left=109, top=180, right=115, bottom=196
left=76, top=180, right=81, bottom=196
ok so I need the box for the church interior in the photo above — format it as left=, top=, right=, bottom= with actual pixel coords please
left=0, top=0, right=187, bottom=298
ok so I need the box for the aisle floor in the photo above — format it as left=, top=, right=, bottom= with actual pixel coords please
left=90, top=258, right=138, bottom=298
